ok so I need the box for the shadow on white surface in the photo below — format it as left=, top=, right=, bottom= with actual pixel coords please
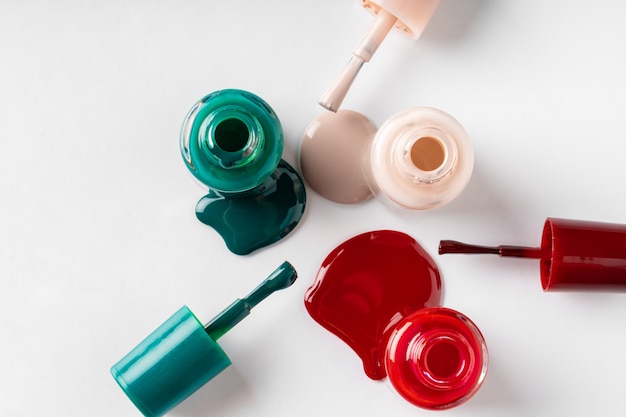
left=171, top=366, right=252, bottom=417
left=462, top=351, right=524, bottom=415
left=425, top=0, right=494, bottom=43
left=430, top=163, right=535, bottom=243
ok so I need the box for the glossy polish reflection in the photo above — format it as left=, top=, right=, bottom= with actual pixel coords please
left=305, top=230, right=487, bottom=409
left=181, top=89, right=306, bottom=255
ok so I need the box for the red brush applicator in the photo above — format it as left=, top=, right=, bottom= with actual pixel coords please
left=439, top=218, right=626, bottom=291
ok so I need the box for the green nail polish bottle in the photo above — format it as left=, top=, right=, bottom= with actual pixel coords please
left=180, top=90, right=305, bottom=255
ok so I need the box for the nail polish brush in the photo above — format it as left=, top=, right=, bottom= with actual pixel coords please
left=319, top=0, right=441, bottom=112
left=111, top=261, right=297, bottom=417
left=439, top=218, right=626, bottom=290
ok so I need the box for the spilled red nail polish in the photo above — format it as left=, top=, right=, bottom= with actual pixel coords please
left=305, top=230, right=442, bottom=379
left=305, top=230, right=487, bottom=409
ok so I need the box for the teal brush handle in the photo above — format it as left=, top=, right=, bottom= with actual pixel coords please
left=204, top=261, right=298, bottom=340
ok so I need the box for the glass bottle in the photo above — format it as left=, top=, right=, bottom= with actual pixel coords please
left=181, top=89, right=306, bottom=255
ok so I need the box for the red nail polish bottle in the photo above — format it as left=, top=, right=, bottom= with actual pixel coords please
left=306, top=230, right=487, bottom=409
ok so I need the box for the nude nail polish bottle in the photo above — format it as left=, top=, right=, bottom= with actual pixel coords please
left=180, top=89, right=306, bottom=255
left=300, top=107, right=473, bottom=211
left=366, top=107, right=473, bottom=210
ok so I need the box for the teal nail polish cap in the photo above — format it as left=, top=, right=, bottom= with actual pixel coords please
left=111, top=261, right=298, bottom=417
left=111, top=306, right=230, bottom=417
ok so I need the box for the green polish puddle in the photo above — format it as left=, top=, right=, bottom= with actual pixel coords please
left=195, top=160, right=306, bottom=255
left=180, top=89, right=306, bottom=255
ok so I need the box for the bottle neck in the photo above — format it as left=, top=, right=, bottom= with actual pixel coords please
left=198, top=105, right=265, bottom=169
left=408, top=328, right=475, bottom=390
left=393, top=126, right=457, bottom=184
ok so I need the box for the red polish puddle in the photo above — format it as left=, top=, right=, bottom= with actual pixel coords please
left=304, top=230, right=442, bottom=380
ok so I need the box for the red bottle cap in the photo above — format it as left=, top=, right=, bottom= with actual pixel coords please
left=439, top=217, right=626, bottom=290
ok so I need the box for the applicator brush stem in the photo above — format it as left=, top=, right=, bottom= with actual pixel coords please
left=204, top=261, right=298, bottom=340
left=438, top=240, right=543, bottom=259
left=319, top=9, right=397, bottom=112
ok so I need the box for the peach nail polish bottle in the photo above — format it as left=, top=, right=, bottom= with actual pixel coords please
left=366, top=107, right=473, bottom=210
left=319, top=0, right=441, bottom=112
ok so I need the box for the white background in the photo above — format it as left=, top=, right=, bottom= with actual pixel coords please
left=2, top=1, right=626, bottom=416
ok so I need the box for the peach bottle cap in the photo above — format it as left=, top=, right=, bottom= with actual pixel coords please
left=319, top=0, right=441, bottom=112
